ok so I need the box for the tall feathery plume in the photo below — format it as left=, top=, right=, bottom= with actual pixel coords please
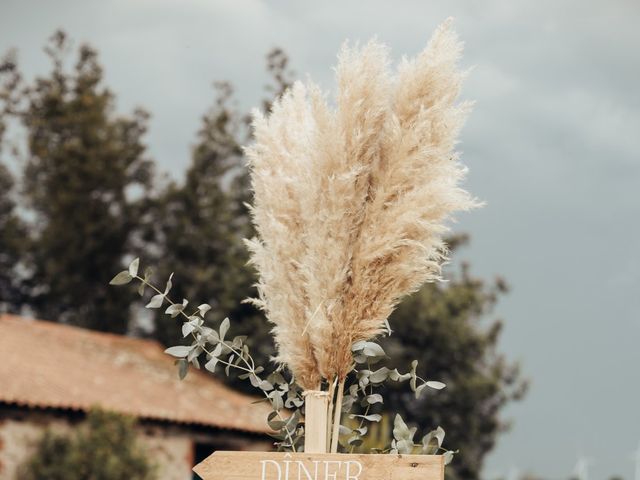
left=245, top=18, right=479, bottom=449
left=244, top=82, right=323, bottom=390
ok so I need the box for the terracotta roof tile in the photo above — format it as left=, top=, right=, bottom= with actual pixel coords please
left=0, top=314, right=271, bottom=434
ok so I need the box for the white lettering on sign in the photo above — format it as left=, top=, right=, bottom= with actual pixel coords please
left=259, top=459, right=363, bottom=480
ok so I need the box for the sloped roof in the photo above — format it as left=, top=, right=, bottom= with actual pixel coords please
left=0, top=314, right=270, bottom=434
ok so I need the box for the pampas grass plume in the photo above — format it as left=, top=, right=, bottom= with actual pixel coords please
left=244, top=19, right=479, bottom=390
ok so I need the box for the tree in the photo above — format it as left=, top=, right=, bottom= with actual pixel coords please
left=0, top=162, right=27, bottom=311
left=0, top=31, right=154, bottom=332
left=19, top=408, right=156, bottom=480
left=145, top=49, right=293, bottom=371
left=379, top=235, right=528, bottom=480
left=0, top=56, right=28, bottom=312
left=146, top=81, right=255, bottom=348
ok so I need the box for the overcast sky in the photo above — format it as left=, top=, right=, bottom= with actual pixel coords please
left=2, top=0, right=639, bottom=478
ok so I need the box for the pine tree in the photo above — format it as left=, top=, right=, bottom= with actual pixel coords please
left=147, top=81, right=254, bottom=346
left=0, top=56, right=28, bottom=312
left=0, top=31, right=153, bottom=332
left=0, top=162, right=27, bottom=312
left=147, top=50, right=293, bottom=368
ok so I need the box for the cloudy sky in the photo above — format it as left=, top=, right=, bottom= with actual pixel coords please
left=2, top=0, right=639, bottom=478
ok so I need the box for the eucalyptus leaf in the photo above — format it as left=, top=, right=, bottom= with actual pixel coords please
left=383, top=318, right=393, bottom=336
left=164, top=345, right=192, bottom=358
left=350, top=413, right=382, bottom=422
left=393, top=414, right=411, bottom=442
left=249, top=373, right=261, bottom=388
left=146, top=294, right=164, bottom=309
left=426, top=380, right=446, bottom=390
left=268, top=390, right=284, bottom=410
left=267, top=411, right=285, bottom=430
left=232, top=336, right=246, bottom=349
left=164, top=273, right=174, bottom=294
left=128, top=257, right=139, bottom=277
left=219, top=317, right=230, bottom=340
left=421, top=427, right=445, bottom=454
left=443, top=450, right=455, bottom=465
left=109, top=271, right=132, bottom=285
left=197, top=303, right=212, bottom=317
left=388, top=368, right=412, bottom=382
left=212, top=342, right=223, bottom=357
left=362, top=342, right=385, bottom=358
left=206, top=330, right=220, bottom=344
left=369, top=367, right=390, bottom=384
left=259, top=380, right=274, bottom=392
left=177, top=358, right=188, bottom=380
left=165, top=300, right=187, bottom=318
left=225, top=355, right=234, bottom=376
left=347, top=436, right=363, bottom=447
left=191, top=355, right=200, bottom=369
left=143, top=266, right=153, bottom=280
left=410, top=360, right=418, bottom=392
left=187, top=345, right=202, bottom=362
left=396, top=438, right=414, bottom=455
left=204, top=356, right=219, bottom=373
left=342, top=393, right=356, bottom=412
left=182, top=322, right=196, bottom=338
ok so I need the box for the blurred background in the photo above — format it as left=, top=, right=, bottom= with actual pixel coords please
left=0, top=1, right=638, bottom=479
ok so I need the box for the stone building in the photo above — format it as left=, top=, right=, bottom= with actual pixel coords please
left=0, top=314, right=272, bottom=479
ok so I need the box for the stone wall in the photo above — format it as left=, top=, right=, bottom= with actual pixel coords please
left=0, top=412, right=72, bottom=480
left=0, top=407, right=266, bottom=480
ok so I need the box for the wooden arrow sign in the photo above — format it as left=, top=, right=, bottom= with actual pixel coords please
left=193, top=451, right=443, bottom=480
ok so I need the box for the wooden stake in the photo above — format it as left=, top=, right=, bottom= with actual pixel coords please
left=330, top=379, right=345, bottom=453
left=326, top=378, right=337, bottom=448
left=303, top=390, right=329, bottom=453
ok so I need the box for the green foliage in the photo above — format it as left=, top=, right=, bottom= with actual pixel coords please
left=0, top=161, right=27, bottom=311
left=0, top=31, right=154, bottom=332
left=0, top=57, right=28, bottom=313
left=112, top=259, right=306, bottom=451
left=377, top=236, right=528, bottom=480
left=143, top=49, right=293, bottom=374
left=19, top=408, right=156, bottom=480
left=145, top=81, right=257, bottom=349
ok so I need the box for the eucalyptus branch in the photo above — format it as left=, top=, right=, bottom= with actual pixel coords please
left=110, top=259, right=300, bottom=451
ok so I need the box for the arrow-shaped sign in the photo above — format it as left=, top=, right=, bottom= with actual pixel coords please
left=194, top=451, right=443, bottom=480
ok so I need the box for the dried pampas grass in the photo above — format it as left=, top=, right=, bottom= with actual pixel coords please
left=245, top=19, right=479, bottom=391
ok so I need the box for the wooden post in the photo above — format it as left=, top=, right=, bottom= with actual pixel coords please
left=303, top=390, right=329, bottom=453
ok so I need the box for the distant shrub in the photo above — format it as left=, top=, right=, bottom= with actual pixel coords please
left=19, top=408, right=156, bottom=480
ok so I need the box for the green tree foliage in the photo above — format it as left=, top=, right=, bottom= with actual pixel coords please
left=0, top=162, right=27, bottom=311
left=146, top=81, right=254, bottom=347
left=146, top=49, right=293, bottom=371
left=19, top=409, right=155, bottom=480
left=380, top=235, right=528, bottom=480
left=0, top=57, right=28, bottom=312
left=0, top=31, right=153, bottom=332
